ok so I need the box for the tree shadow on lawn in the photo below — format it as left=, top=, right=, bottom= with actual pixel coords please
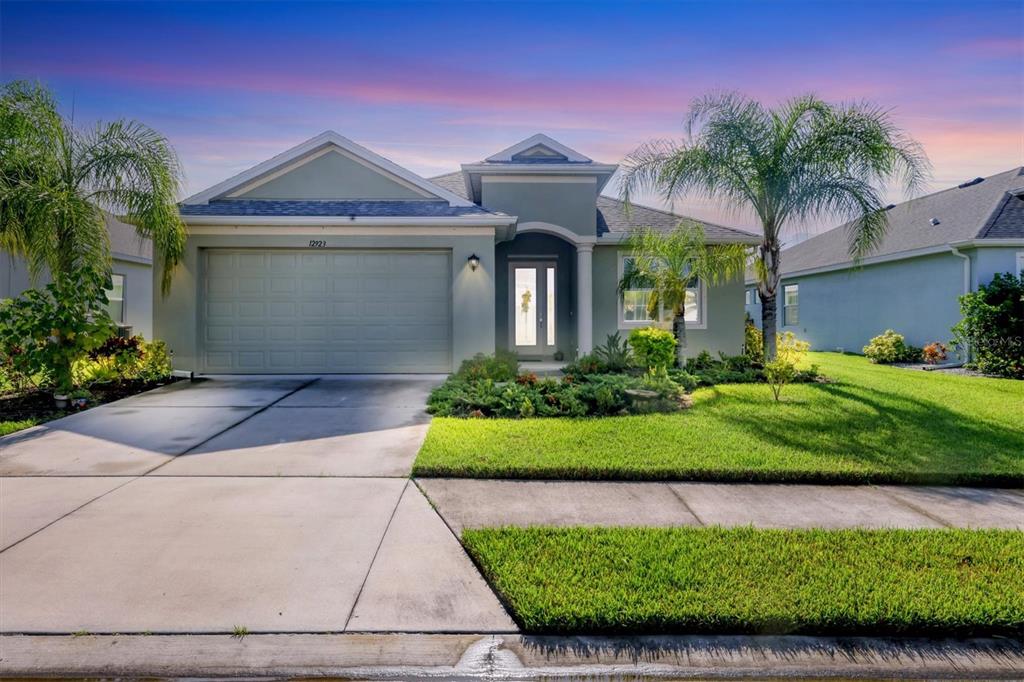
left=694, top=380, right=1023, bottom=485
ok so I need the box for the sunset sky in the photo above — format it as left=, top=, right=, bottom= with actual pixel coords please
left=2, top=0, right=1022, bottom=236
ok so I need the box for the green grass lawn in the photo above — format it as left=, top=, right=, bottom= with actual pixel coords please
left=463, top=526, right=1024, bottom=636
left=0, top=418, right=40, bottom=437
left=414, top=353, right=1024, bottom=485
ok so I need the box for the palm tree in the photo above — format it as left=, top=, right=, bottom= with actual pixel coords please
left=0, top=80, right=186, bottom=294
left=621, top=92, right=930, bottom=358
left=619, top=221, right=748, bottom=367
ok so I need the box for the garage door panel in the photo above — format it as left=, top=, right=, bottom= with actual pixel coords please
left=201, top=249, right=452, bottom=373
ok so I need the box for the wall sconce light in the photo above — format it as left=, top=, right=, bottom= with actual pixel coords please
left=468, top=254, right=480, bottom=271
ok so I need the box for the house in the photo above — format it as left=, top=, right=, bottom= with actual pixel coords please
left=745, top=167, right=1024, bottom=355
left=1, top=213, right=154, bottom=338
left=161, top=131, right=759, bottom=374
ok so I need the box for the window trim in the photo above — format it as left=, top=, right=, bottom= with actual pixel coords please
left=105, top=272, right=126, bottom=324
left=782, top=283, right=799, bottom=327
left=1016, top=251, right=1024, bottom=276
left=617, top=254, right=706, bottom=331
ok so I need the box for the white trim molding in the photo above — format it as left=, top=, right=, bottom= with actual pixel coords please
left=516, top=221, right=597, bottom=246
left=181, top=214, right=517, bottom=227
left=616, top=253, right=707, bottom=331
left=485, top=134, right=592, bottom=163
left=481, top=175, right=597, bottom=185
left=185, top=225, right=497, bottom=236
left=182, top=130, right=475, bottom=207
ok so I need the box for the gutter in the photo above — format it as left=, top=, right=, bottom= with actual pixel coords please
left=948, top=244, right=971, bottom=362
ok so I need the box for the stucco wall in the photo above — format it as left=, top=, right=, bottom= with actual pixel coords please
left=970, top=246, right=1024, bottom=287
left=750, top=252, right=965, bottom=353
left=153, top=233, right=496, bottom=374
left=235, top=150, right=426, bottom=200
left=495, top=232, right=577, bottom=358
left=592, top=245, right=746, bottom=358
left=481, top=177, right=597, bottom=236
left=1, top=252, right=153, bottom=338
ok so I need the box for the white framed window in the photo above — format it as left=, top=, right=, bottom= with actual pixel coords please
left=618, top=255, right=704, bottom=329
left=105, top=273, right=125, bottom=323
left=1016, top=251, right=1023, bottom=276
left=745, top=288, right=759, bottom=306
left=783, top=283, right=799, bottom=326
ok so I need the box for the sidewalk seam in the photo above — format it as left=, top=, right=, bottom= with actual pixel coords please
left=873, top=486, right=954, bottom=528
left=342, top=479, right=410, bottom=631
left=667, top=483, right=707, bottom=526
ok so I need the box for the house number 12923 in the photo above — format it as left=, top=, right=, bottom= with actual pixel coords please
left=308, top=240, right=327, bottom=248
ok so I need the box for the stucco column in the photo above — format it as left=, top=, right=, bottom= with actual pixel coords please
left=576, top=243, right=594, bottom=355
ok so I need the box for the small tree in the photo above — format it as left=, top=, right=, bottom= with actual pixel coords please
left=618, top=222, right=747, bottom=367
left=764, top=332, right=810, bottom=401
left=952, top=272, right=1024, bottom=378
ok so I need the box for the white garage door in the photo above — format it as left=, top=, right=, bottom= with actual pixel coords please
left=200, top=249, right=452, bottom=373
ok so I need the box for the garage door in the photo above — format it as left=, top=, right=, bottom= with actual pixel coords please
left=200, top=249, right=451, bottom=373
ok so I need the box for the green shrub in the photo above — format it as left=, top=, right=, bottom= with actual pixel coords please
left=592, top=332, right=632, bottom=372
left=455, top=350, right=519, bottom=382
left=952, top=272, right=1024, bottom=378
left=743, top=315, right=765, bottom=365
left=75, top=336, right=173, bottom=386
left=765, top=332, right=811, bottom=401
left=862, top=330, right=922, bottom=364
left=561, top=353, right=609, bottom=379
left=628, top=326, right=676, bottom=370
left=0, top=268, right=116, bottom=394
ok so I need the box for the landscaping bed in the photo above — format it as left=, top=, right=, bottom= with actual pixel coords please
left=463, top=526, right=1024, bottom=636
left=414, top=353, right=1024, bottom=485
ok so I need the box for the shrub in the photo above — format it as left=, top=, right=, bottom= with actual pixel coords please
left=629, top=327, right=676, bottom=370
left=765, top=332, right=811, bottom=401
left=455, top=350, right=519, bottom=382
left=952, top=272, right=1024, bottom=379
left=75, top=336, right=173, bottom=386
left=862, top=330, right=922, bottom=364
left=561, top=353, right=609, bottom=379
left=0, top=268, right=115, bottom=394
left=922, top=342, right=948, bottom=365
left=592, top=332, right=632, bottom=372
left=743, top=315, right=765, bottom=365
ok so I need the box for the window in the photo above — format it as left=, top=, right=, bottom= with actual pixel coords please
left=619, top=256, right=702, bottom=328
left=105, top=274, right=125, bottom=323
left=1016, top=251, right=1024, bottom=276
left=745, top=288, right=758, bottom=306
left=783, top=283, right=799, bottom=326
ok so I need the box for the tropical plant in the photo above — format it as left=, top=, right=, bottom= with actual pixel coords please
left=764, top=332, right=811, bottom=401
left=592, top=332, right=632, bottom=372
left=0, top=80, right=186, bottom=293
left=922, top=342, right=949, bottom=365
left=628, top=326, right=677, bottom=370
left=618, top=222, right=748, bottom=365
left=0, top=266, right=116, bottom=394
left=621, top=92, right=930, bottom=358
left=743, top=314, right=765, bottom=365
left=863, top=330, right=922, bottom=364
left=952, top=272, right=1024, bottom=378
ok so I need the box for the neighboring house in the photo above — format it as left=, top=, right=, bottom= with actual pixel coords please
left=163, top=131, right=759, bottom=374
left=0, top=213, right=154, bottom=338
left=745, top=167, right=1024, bottom=355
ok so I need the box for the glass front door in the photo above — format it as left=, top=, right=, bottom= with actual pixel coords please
left=511, top=262, right=556, bottom=357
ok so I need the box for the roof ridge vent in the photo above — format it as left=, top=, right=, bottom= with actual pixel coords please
left=929, top=217, right=941, bottom=226
left=958, top=177, right=985, bottom=189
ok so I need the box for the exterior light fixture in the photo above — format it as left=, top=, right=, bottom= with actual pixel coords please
left=468, top=254, right=480, bottom=271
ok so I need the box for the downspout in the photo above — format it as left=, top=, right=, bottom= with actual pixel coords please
left=948, top=245, right=971, bottom=362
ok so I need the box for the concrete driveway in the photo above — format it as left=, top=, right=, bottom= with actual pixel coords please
left=0, top=376, right=515, bottom=634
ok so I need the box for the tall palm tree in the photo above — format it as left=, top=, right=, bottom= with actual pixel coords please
left=0, top=80, right=186, bottom=294
left=621, top=92, right=930, bottom=358
left=619, top=221, right=748, bottom=367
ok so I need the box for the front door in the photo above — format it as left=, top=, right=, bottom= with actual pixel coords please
left=510, top=262, right=557, bottom=358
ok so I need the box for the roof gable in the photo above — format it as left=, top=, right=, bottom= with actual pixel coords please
left=182, top=131, right=473, bottom=207
left=485, top=134, right=591, bottom=164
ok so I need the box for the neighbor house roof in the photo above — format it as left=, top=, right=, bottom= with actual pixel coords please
left=106, top=213, right=152, bottom=263
left=178, top=199, right=496, bottom=218
left=775, top=167, right=1024, bottom=277
left=430, top=171, right=761, bottom=244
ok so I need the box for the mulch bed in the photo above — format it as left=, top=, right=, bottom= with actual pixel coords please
left=1, top=378, right=181, bottom=424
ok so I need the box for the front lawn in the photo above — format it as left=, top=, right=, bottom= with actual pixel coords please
left=414, top=353, right=1024, bottom=485
left=463, top=526, right=1024, bottom=636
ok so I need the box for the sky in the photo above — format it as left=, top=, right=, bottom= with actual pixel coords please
left=2, top=0, right=1022, bottom=236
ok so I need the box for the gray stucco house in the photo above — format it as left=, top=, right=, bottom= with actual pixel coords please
left=161, top=131, right=758, bottom=374
left=1, top=213, right=154, bottom=338
left=745, top=167, right=1024, bottom=355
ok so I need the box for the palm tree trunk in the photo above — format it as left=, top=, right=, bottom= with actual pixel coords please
left=674, top=314, right=687, bottom=368
left=759, top=238, right=781, bottom=360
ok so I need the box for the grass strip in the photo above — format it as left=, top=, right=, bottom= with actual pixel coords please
left=463, top=526, right=1024, bottom=636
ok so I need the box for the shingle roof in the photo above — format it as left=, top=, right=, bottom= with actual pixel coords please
left=428, top=172, right=760, bottom=244
left=777, top=167, right=1024, bottom=275
left=178, top=199, right=496, bottom=218
left=106, top=213, right=152, bottom=262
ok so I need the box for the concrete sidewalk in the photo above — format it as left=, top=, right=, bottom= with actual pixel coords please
left=418, top=479, right=1024, bottom=533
